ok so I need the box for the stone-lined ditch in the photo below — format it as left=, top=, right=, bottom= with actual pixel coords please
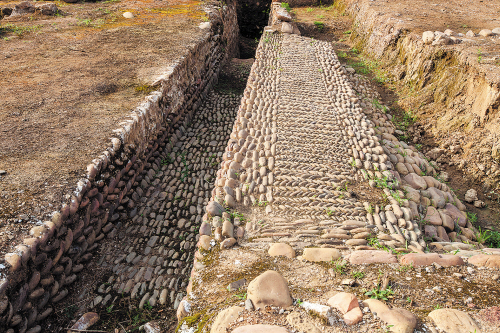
left=48, top=60, right=254, bottom=332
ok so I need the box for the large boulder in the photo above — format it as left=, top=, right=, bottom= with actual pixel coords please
left=247, top=271, right=292, bottom=309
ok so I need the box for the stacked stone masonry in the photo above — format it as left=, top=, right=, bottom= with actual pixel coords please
left=0, top=1, right=240, bottom=332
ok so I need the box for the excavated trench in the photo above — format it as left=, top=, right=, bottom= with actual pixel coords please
left=22, top=4, right=270, bottom=333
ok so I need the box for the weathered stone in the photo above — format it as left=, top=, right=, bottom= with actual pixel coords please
left=282, top=22, right=293, bottom=34
left=363, top=299, right=417, bottom=333
left=429, top=309, right=481, bottom=333
left=424, top=225, right=438, bottom=240
left=444, top=203, right=467, bottom=227
left=344, top=307, right=363, bottom=325
left=404, top=173, right=427, bottom=190
left=69, top=313, right=99, bottom=333
left=425, top=206, right=442, bottom=226
left=400, top=253, right=464, bottom=267
left=327, top=292, right=358, bottom=314
left=427, top=148, right=446, bottom=160
left=247, top=270, right=292, bottom=309
left=227, top=279, right=246, bottom=292
left=143, top=321, right=161, bottom=333
left=206, top=201, right=224, bottom=217
left=198, top=235, right=213, bottom=251
left=211, top=306, right=243, bottom=333
left=220, top=238, right=237, bottom=249
left=302, top=248, right=341, bottom=262
left=464, top=189, right=477, bottom=203
left=349, top=250, right=397, bottom=264
left=395, top=163, right=409, bottom=175
left=468, top=254, right=500, bottom=269
left=176, top=297, right=190, bottom=321
left=422, top=31, right=435, bottom=44
left=11, top=1, right=35, bottom=15
left=479, top=29, right=493, bottom=37
left=276, top=8, right=292, bottom=22
left=37, top=3, right=58, bottom=15
left=232, top=325, right=289, bottom=333
left=268, top=243, right=295, bottom=258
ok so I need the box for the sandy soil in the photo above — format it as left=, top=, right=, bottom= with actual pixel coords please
left=0, top=0, right=206, bottom=253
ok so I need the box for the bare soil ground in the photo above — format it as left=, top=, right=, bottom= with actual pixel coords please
left=189, top=245, right=500, bottom=332
left=292, top=3, right=500, bottom=233
left=0, top=0, right=206, bottom=254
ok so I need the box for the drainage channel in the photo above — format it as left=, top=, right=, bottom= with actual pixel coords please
left=44, top=60, right=254, bottom=332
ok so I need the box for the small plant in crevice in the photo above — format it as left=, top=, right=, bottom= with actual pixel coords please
left=232, top=292, right=247, bottom=300
left=281, top=2, right=291, bottom=12
left=365, top=285, right=395, bottom=301
left=351, top=271, right=365, bottom=279
left=475, top=227, right=492, bottom=244
left=331, top=258, right=348, bottom=275
left=396, top=262, right=413, bottom=272
left=466, top=212, right=477, bottom=224
left=314, top=21, right=325, bottom=32
left=325, top=207, right=335, bottom=217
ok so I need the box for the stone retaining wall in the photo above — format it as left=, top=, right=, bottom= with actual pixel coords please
left=0, top=1, right=240, bottom=332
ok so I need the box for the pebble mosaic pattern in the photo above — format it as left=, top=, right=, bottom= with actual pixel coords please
left=90, top=89, right=246, bottom=311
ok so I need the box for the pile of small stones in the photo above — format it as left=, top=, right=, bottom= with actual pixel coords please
left=422, top=28, right=500, bottom=45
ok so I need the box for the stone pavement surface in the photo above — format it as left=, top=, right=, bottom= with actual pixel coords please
left=176, top=8, right=500, bottom=333
left=2, top=2, right=500, bottom=333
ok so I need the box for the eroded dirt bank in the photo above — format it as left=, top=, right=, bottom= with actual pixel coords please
left=338, top=0, right=500, bottom=202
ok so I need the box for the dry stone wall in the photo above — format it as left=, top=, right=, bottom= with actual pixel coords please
left=0, top=1, right=240, bottom=332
